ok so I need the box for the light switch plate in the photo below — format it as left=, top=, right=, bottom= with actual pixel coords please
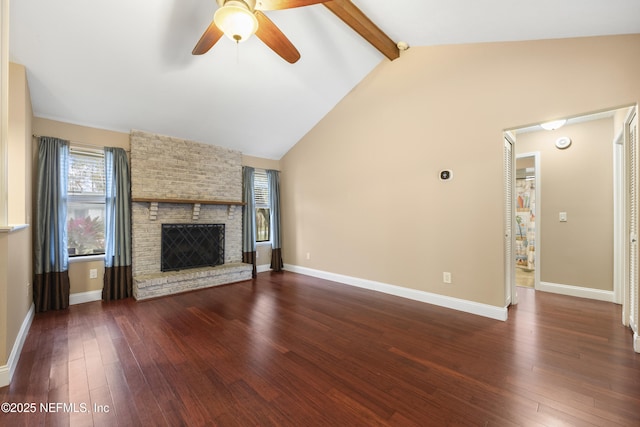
left=559, top=212, right=567, bottom=222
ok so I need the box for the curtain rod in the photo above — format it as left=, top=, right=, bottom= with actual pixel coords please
left=32, top=134, right=130, bottom=152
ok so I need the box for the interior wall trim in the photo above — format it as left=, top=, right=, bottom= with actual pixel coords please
left=69, top=290, right=103, bottom=306
left=0, top=303, right=34, bottom=387
left=283, top=264, right=508, bottom=321
left=256, top=264, right=272, bottom=274
left=538, top=281, right=615, bottom=302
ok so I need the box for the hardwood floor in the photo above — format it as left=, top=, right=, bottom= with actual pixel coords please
left=1, top=271, right=639, bottom=426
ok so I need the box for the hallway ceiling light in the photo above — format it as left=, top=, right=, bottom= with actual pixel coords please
left=540, top=119, right=567, bottom=130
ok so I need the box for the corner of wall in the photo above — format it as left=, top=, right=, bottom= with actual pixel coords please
left=0, top=303, right=33, bottom=387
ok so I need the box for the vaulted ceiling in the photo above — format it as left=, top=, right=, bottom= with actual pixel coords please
left=9, top=0, right=640, bottom=159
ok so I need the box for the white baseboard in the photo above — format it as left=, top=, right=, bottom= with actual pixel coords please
left=634, top=332, right=639, bottom=353
left=538, top=281, right=615, bottom=302
left=70, top=290, right=102, bottom=305
left=256, top=264, right=272, bottom=274
left=283, top=264, right=508, bottom=321
left=0, top=303, right=35, bottom=387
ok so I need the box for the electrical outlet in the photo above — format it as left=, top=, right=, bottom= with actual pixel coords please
left=89, top=268, right=98, bottom=279
left=443, top=272, right=452, bottom=284
left=306, top=252, right=310, bottom=260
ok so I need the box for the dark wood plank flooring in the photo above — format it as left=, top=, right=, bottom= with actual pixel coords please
left=1, top=272, right=639, bottom=426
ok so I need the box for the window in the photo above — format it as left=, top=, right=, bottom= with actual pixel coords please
left=254, top=169, right=270, bottom=243
left=67, top=148, right=106, bottom=256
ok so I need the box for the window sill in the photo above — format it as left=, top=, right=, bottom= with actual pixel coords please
left=256, top=242, right=272, bottom=247
left=0, top=224, right=29, bottom=233
left=69, top=254, right=105, bottom=264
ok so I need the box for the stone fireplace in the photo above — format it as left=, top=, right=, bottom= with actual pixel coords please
left=130, top=130, right=252, bottom=300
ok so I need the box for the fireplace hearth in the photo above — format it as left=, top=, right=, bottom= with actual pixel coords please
left=161, top=223, right=225, bottom=272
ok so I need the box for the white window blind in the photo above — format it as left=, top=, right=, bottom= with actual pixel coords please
left=254, top=169, right=270, bottom=208
left=254, top=169, right=271, bottom=243
left=68, top=148, right=105, bottom=198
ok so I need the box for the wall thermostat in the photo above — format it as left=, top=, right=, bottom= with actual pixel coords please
left=439, top=170, right=453, bottom=181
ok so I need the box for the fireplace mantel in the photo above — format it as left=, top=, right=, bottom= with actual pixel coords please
left=132, top=198, right=245, bottom=221
left=132, top=197, right=245, bottom=206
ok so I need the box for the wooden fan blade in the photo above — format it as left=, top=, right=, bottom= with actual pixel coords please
left=323, top=0, right=399, bottom=61
left=255, top=11, right=301, bottom=63
left=192, top=21, right=224, bottom=55
left=257, top=0, right=328, bottom=11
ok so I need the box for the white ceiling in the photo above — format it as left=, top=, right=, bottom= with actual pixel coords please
left=9, top=0, right=640, bottom=159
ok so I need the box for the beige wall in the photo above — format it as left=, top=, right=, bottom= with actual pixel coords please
left=517, top=118, right=614, bottom=290
left=34, top=117, right=130, bottom=151
left=0, top=0, right=8, bottom=226
left=67, top=259, right=105, bottom=295
left=242, top=155, right=280, bottom=171
left=1, top=63, right=33, bottom=369
left=32, top=118, right=129, bottom=294
left=0, top=234, right=7, bottom=364
left=8, top=64, right=30, bottom=224
left=613, top=107, right=634, bottom=137
left=5, top=227, right=31, bottom=355
left=280, top=34, right=640, bottom=308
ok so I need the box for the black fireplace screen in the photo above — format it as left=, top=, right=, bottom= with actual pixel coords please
left=161, top=223, right=225, bottom=272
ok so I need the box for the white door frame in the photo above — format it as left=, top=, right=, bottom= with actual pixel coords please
left=614, top=128, right=625, bottom=306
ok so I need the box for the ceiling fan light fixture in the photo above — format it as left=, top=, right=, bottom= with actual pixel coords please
left=214, top=1, right=258, bottom=43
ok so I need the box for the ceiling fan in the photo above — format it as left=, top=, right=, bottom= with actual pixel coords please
left=192, top=0, right=400, bottom=63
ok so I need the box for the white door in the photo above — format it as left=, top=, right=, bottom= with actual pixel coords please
left=627, top=110, right=639, bottom=344
left=504, top=136, right=517, bottom=305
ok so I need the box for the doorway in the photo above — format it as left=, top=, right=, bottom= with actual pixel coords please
left=515, top=153, right=540, bottom=290
left=505, top=106, right=636, bottom=311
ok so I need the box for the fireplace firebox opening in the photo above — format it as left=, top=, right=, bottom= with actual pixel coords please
left=161, top=223, right=225, bottom=272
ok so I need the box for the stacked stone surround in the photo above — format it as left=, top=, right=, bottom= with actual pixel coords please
left=130, top=130, right=252, bottom=299
left=130, top=130, right=242, bottom=200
